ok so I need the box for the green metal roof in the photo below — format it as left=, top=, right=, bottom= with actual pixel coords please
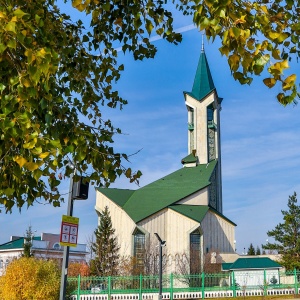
left=168, top=204, right=209, bottom=223
left=0, top=236, right=41, bottom=250
left=184, top=50, right=216, bottom=101
left=223, top=257, right=282, bottom=270
left=98, top=188, right=135, bottom=208
left=0, top=238, right=24, bottom=250
left=181, top=153, right=198, bottom=164
left=222, top=263, right=232, bottom=271
left=98, top=161, right=217, bottom=223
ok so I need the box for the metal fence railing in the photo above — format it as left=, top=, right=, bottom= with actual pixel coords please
left=68, top=269, right=300, bottom=299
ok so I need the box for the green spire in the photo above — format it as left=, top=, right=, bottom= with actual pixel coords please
left=185, top=48, right=215, bottom=101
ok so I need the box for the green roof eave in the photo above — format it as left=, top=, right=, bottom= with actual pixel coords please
left=169, top=204, right=209, bottom=223
left=222, top=263, right=232, bottom=271
left=181, top=153, right=198, bottom=164
left=183, top=89, right=216, bottom=102
left=225, top=257, right=282, bottom=270
left=208, top=206, right=237, bottom=226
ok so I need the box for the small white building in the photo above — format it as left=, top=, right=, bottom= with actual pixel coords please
left=0, top=232, right=88, bottom=275
left=222, top=257, right=282, bottom=287
left=95, top=46, right=236, bottom=274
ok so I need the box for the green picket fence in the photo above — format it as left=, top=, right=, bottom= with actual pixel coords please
left=68, top=269, right=300, bottom=299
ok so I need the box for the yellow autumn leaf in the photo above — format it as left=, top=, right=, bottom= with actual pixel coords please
left=37, top=48, right=47, bottom=58
left=282, top=74, right=296, bottom=90
left=21, top=78, right=32, bottom=88
left=23, top=138, right=37, bottom=149
left=284, top=74, right=296, bottom=84
left=39, top=152, right=50, bottom=159
left=261, top=5, right=268, bottom=14
left=14, top=156, right=27, bottom=167
left=24, top=162, right=40, bottom=171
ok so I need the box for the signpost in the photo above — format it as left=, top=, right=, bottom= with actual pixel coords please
left=60, top=215, right=79, bottom=247
left=59, top=171, right=89, bottom=300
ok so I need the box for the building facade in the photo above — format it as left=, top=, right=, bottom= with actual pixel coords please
left=0, top=232, right=87, bottom=275
left=95, top=47, right=236, bottom=273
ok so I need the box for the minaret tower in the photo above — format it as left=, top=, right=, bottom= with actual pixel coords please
left=183, top=41, right=223, bottom=213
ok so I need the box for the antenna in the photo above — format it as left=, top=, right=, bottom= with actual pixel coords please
left=201, top=32, right=204, bottom=52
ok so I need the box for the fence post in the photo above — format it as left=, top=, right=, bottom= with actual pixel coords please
left=108, top=276, right=111, bottom=300
left=295, top=268, right=298, bottom=295
left=170, top=273, right=173, bottom=300
left=139, top=274, right=143, bottom=300
left=201, top=272, right=205, bottom=300
left=77, top=274, right=81, bottom=300
left=232, top=271, right=236, bottom=298
left=264, top=269, right=267, bottom=296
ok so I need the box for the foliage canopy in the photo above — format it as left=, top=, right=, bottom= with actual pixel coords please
left=263, top=192, right=300, bottom=270
left=0, top=0, right=299, bottom=211
left=0, top=257, right=61, bottom=300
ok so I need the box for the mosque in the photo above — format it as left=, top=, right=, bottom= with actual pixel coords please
left=95, top=45, right=237, bottom=273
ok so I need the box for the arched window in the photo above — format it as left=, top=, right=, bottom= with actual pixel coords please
left=53, top=242, right=61, bottom=250
left=133, top=229, right=145, bottom=266
left=0, top=259, right=3, bottom=268
left=190, top=229, right=201, bottom=274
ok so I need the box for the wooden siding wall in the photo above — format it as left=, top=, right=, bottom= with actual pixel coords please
left=95, top=192, right=136, bottom=257
left=177, top=187, right=208, bottom=206
left=201, top=211, right=235, bottom=253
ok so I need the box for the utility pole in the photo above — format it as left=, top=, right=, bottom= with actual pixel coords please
left=59, top=171, right=75, bottom=300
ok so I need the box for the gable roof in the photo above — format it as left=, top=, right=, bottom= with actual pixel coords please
left=0, top=236, right=41, bottom=250
left=0, top=237, right=24, bottom=250
left=184, top=50, right=216, bottom=101
left=98, top=160, right=217, bottom=223
left=223, top=257, right=282, bottom=271
left=169, top=204, right=209, bottom=223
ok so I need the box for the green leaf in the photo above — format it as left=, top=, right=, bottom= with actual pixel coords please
left=82, top=35, right=89, bottom=42
left=13, top=8, right=28, bottom=18
left=0, top=83, right=6, bottom=93
left=145, top=19, right=154, bottom=35
left=0, top=43, right=6, bottom=53
left=5, top=21, right=16, bottom=33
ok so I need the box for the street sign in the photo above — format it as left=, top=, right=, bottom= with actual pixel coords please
left=60, top=215, right=79, bottom=247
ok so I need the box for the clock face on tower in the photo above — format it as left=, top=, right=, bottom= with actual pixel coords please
left=208, top=128, right=215, bottom=161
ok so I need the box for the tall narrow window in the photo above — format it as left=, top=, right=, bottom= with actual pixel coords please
left=207, top=106, right=216, bottom=161
left=187, top=106, right=195, bottom=153
left=190, top=229, right=201, bottom=274
left=134, top=229, right=145, bottom=266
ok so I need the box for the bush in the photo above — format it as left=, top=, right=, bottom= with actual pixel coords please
left=0, top=257, right=61, bottom=300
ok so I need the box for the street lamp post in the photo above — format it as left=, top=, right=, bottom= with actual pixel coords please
left=154, top=233, right=166, bottom=300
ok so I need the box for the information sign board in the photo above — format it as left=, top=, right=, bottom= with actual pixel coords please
left=60, top=215, right=79, bottom=247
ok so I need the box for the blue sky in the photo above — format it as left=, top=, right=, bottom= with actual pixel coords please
left=1, top=4, right=300, bottom=256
